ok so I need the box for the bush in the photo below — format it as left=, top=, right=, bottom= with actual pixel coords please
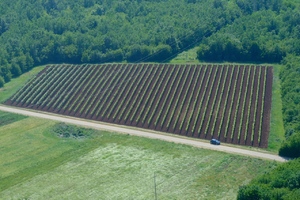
left=237, top=184, right=271, bottom=200
left=279, top=133, right=300, bottom=158
left=52, top=122, right=94, bottom=139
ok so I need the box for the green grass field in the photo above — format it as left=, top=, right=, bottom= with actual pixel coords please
left=0, top=114, right=277, bottom=199
left=170, top=47, right=199, bottom=63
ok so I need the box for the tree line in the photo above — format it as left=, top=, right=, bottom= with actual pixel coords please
left=278, top=55, right=300, bottom=159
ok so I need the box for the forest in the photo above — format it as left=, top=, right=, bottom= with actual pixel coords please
left=0, top=0, right=243, bottom=83
left=0, top=0, right=299, bottom=198
left=0, top=0, right=286, bottom=83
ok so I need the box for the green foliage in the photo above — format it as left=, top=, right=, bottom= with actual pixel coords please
left=280, top=56, right=300, bottom=132
left=52, top=122, right=95, bottom=139
left=197, top=9, right=288, bottom=63
left=278, top=55, right=300, bottom=158
left=279, top=134, right=300, bottom=158
left=237, top=158, right=300, bottom=200
left=0, top=0, right=245, bottom=85
left=0, top=76, right=4, bottom=87
left=11, top=63, right=22, bottom=77
left=0, top=65, right=11, bottom=83
left=237, top=184, right=272, bottom=200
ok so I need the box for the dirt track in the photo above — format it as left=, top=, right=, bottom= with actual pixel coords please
left=0, top=105, right=288, bottom=162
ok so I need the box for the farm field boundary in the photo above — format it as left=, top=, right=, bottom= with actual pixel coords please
left=0, top=105, right=287, bottom=162
left=4, top=63, right=273, bottom=148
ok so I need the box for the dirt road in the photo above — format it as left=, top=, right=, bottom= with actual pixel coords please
left=0, top=105, right=288, bottom=162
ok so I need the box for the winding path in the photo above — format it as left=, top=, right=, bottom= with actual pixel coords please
left=0, top=105, right=288, bottom=162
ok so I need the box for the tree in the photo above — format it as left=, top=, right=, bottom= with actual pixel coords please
left=11, top=63, right=22, bottom=77
left=84, top=0, right=95, bottom=8
left=150, top=44, right=172, bottom=62
left=279, top=134, right=300, bottom=158
left=0, top=76, right=4, bottom=88
left=249, top=42, right=262, bottom=62
left=237, top=184, right=271, bottom=200
left=44, top=0, right=57, bottom=13
left=126, top=45, right=151, bottom=62
left=0, top=65, right=11, bottom=83
left=0, top=17, right=9, bottom=35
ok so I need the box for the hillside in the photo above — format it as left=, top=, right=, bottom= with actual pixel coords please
left=0, top=1, right=298, bottom=142
left=0, top=0, right=300, bottom=198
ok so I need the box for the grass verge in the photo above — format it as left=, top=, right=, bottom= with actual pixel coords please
left=267, top=64, right=285, bottom=152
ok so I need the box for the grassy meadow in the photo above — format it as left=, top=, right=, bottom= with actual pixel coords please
left=0, top=113, right=277, bottom=199
left=170, top=47, right=199, bottom=63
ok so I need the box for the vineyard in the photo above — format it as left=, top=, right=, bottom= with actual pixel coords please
left=5, top=64, right=273, bottom=148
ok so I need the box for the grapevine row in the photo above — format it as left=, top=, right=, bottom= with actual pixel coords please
left=197, top=65, right=218, bottom=135
left=179, top=65, right=201, bottom=132
left=205, top=65, right=226, bottom=138
left=185, top=66, right=207, bottom=134
left=191, top=65, right=212, bottom=134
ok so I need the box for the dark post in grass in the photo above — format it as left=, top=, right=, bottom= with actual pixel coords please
left=154, top=172, right=157, bottom=200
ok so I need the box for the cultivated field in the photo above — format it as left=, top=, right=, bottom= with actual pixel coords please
left=5, top=63, right=273, bottom=147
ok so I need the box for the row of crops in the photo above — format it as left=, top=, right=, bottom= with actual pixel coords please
left=5, top=63, right=273, bottom=147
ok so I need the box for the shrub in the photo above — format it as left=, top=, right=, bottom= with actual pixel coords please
left=52, top=123, right=94, bottom=139
left=237, top=184, right=271, bottom=200
left=238, top=159, right=300, bottom=200
left=279, top=133, right=300, bottom=158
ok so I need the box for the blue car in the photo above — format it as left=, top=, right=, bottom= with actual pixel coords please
left=210, top=139, right=221, bottom=145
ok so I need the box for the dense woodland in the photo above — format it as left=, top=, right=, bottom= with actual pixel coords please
left=0, top=0, right=300, bottom=198
left=0, top=0, right=244, bottom=83
left=237, top=158, right=300, bottom=200
left=0, top=0, right=288, bottom=83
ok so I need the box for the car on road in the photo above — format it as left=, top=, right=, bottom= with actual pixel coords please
left=210, top=139, right=221, bottom=145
